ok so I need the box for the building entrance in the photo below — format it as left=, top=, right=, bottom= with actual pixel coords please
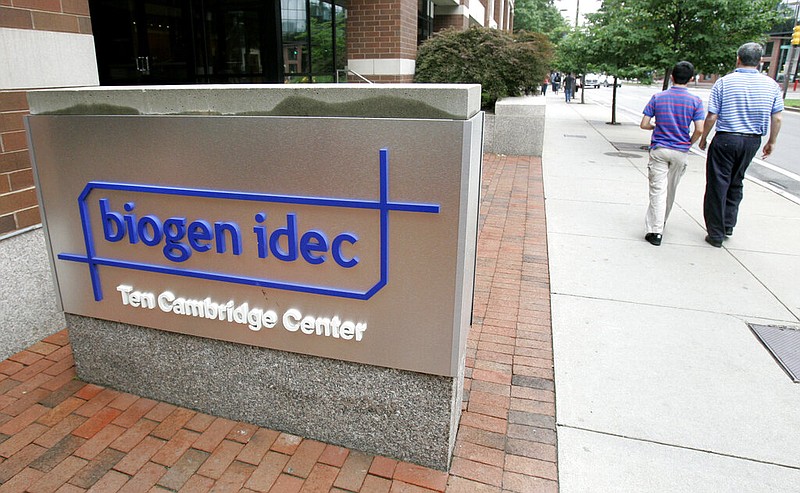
left=89, top=0, right=345, bottom=85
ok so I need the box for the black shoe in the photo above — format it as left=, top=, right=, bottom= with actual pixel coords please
left=645, top=233, right=662, bottom=246
left=705, top=235, right=723, bottom=248
left=724, top=227, right=733, bottom=237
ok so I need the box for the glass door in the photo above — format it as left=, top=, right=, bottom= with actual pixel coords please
left=91, top=0, right=195, bottom=84
left=90, top=0, right=283, bottom=85
left=200, top=0, right=282, bottom=83
left=139, top=0, right=194, bottom=83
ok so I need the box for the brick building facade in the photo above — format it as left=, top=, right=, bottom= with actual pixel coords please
left=1, top=0, right=98, bottom=238
left=1, top=0, right=513, bottom=237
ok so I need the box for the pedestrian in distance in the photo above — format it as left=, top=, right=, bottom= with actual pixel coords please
left=640, top=61, right=705, bottom=246
left=698, top=42, right=783, bottom=247
left=564, top=73, right=576, bottom=102
left=552, top=72, right=561, bottom=94
left=541, top=75, right=549, bottom=96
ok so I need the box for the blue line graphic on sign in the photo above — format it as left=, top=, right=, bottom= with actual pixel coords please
left=57, top=148, right=440, bottom=301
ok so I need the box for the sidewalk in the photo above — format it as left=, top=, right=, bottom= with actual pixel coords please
left=544, top=93, right=800, bottom=491
left=0, top=152, right=557, bottom=492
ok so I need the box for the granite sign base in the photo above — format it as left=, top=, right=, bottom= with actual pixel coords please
left=66, top=314, right=464, bottom=470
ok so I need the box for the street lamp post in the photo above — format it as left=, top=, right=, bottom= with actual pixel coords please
left=783, top=2, right=800, bottom=98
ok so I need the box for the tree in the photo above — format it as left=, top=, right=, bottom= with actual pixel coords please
left=582, top=4, right=654, bottom=121
left=513, top=0, right=571, bottom=42
left=586, top=0, right=782, bottom=91
left=415, top=27, right=554, bottom=109
left=554, top=28, right=599, bottom=104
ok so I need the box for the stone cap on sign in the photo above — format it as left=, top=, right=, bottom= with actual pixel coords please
left=26, top=84, right=482, bottom=120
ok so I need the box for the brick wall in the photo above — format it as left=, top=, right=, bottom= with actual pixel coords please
left=0, top=92, right=38, bottom=236
left=0, top=0, right=92, bottom=34
left=433, top=13, right=469, bottom=32
left=347, top=0, right=418, bottom=61
left=0, top=0, right=91, bottom=236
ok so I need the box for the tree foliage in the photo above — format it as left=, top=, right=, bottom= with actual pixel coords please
left=513, top=0, right=571, bottom=42
left=415, top=27, right=554, bottom=108
left=554, top=29, right=594, bottom=75
left=585, top=0, right=782, bottom=87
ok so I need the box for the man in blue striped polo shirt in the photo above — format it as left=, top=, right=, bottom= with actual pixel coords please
left=699, top=42, right=784, bottom=247
left=640, top=61, right=705, bottom=246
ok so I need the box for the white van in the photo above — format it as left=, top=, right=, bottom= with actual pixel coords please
left=584, top=73, right=602, bottom=88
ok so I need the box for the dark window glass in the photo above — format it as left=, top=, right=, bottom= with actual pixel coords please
left=281, top=0, right=345, bottom=83
left=282, top=0, right=309, bottom=79
left=418, top=0, right=432, bottom=44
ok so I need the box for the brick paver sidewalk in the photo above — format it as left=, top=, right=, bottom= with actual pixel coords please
left=0, top=154, right=556, bottom=492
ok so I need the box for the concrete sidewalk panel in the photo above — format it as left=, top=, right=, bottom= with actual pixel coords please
left=732, top=183, right=800, bottom=218
left=731, top=250, right=800, bottom=320
left=543, top=176, right=648, bottom=205
left=552, top=294, right=800, bottom=467
left=543, top=161, right=645, bottom=182
left=723, top=214, right=800, bottom=256
left=558, top=427, right=800, bottom=493
left=544, top=200, right=701, bottom=243
left=547, top=233, right=794, bottom=320
left=674, top=178, right=800, bottom=256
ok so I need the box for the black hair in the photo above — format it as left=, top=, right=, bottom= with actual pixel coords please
left=672, top=61, right=695, bottom=85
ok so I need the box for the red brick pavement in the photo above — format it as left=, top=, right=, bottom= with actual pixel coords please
left=0, top=154, right=556, bottom=492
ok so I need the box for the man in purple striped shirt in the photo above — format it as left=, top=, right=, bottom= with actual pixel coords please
left=640, top=61, right=705, bottom=246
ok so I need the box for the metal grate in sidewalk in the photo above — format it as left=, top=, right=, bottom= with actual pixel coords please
left=749, top=323, right=800, bottom=383
left=609, top=142, right=649, bottom=153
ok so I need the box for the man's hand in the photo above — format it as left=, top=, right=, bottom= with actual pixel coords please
left=763, top=112, right=782, bottom=159
left=699, top=112, right=717, bottom=152
left=762, top=142, right=774, bottom=158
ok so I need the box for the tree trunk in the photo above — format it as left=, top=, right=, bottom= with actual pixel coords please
left=662, top=66, right=672, bottom=91
left=580, top=74, right=585, bottom=104
left=608, top=76, right=620, bottom=125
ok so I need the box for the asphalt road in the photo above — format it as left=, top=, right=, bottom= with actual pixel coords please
left=580, top=83, right=800, bottom=203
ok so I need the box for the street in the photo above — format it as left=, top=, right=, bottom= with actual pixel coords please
left=579, top=83, right=800, bottom=203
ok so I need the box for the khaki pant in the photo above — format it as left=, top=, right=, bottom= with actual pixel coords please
left=646, top=146, right=689, bottom=234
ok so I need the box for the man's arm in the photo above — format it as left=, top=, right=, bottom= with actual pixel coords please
left=690, top=119, right=705, bottom=145
left=640, top=115, right=655, bottom=131
left=698, top=112, right=718, bottom=150
left=762, top=111, right=782, bottom=158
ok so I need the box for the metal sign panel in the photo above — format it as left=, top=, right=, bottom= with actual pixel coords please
left=28, top=114, right=480, bottom=377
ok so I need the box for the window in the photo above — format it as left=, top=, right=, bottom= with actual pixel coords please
left=281, top=0, right=346, bottom=82
left=418, top=0, right=432, bottom=44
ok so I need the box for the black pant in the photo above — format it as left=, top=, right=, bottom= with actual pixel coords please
left=703, top=133, right=761, bottom=240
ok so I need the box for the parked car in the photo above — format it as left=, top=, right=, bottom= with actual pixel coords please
left=584, top=73, right=602, bottom=88
left=602, top=75, right=622, bottom=87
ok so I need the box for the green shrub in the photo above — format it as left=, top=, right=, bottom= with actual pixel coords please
left=415, top=27, right=553, bottom=109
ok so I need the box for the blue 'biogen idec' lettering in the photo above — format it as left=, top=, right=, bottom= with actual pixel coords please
left=57, top=148, right=439, bottom=301
left=98, top=201, right=359, bottom=268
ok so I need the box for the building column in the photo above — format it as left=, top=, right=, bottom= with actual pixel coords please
left=346, top=0, right=418, bottom=83
left=766, top=37, right=781, bottom=80
left=493, top=0, right=503, bottom=30
left=484, top=0, right=494, bottom=28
